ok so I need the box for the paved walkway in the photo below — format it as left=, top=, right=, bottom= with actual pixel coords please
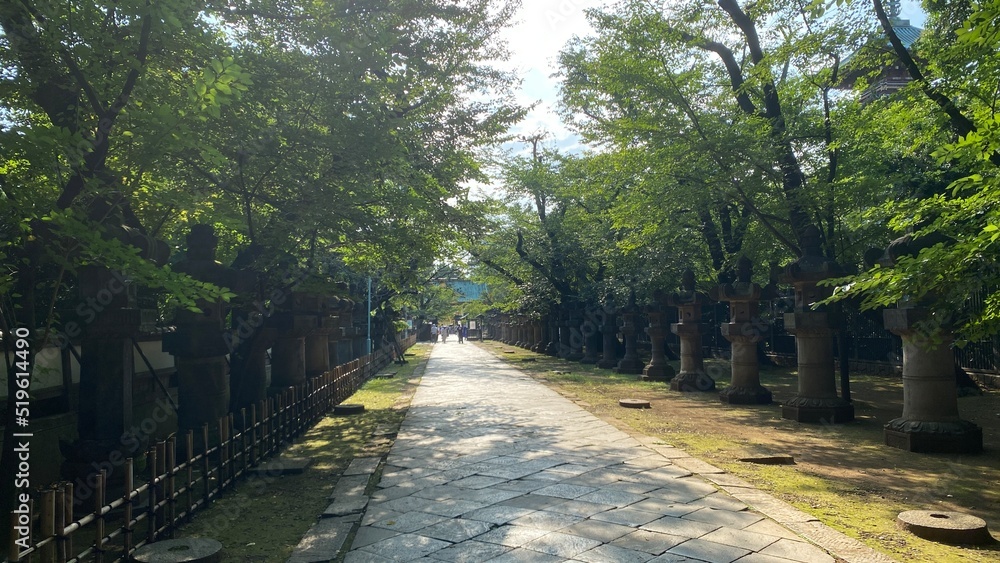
left=303, top=342, right=898, bottom=563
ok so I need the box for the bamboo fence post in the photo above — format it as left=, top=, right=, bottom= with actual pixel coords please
left=240, top=408, right=248, bottom=475
left=167, top=436, right=177, bottom=537
left=250, top=403, right=258, bottom=466
left=39, top=488, right=54, bottom=563
left=217, top=416, right=227, bottom=493
left=185, top=431, right=194, bottom=522
left=55, top=485, right=67, bottom=562
left=147, top=446, right=158, bottom=544
left=62, top=482, right=73, bottom=558
left=95, top=470, right=106, bottom=563
left=123, top=458, right=134, bottom=556
left=202, top=425, right=211, bottom=505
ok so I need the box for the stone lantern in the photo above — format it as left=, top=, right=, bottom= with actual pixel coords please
left=532, top=314, right=548, bottom=352
left=780, top=226, right=853, bottom=423
left=641, top=296, right=676, bottom=382
left=516, top=314, right=528, bottom=348
left=62, top=196, right=171, bottom=480
left=580, top=303, right=603, bottom=364
left=163, top=225, right=246, bottom=438
left=565, top=302, right=585, bottom=361
left=499, top=313, right=510, bottom=344
left=596, top=303, right=620, bottom=370
left=711, top=256, right=773, bottom=404
left=878, top=238, right=982, bottom=453
left=266, top=292, right=320, bottom=392
left=329, top=293, right=354, bottom=368
left=668, top=270, right=715, bottom=392
left=614, top=291, right=645, bottom=375
left=351, top=299, right=369, bottom=358
left=304, top=294, right=338, bottom=377
left=544, top=305, right=561, bottom=356
left=531, top=316, right=544, bottom=351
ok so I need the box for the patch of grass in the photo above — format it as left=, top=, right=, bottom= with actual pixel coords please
left=174, top=344, right=430, bottom=562
left=547, top=373, right=587, bottom=383
left=477, top=340, right=1000, bottom=563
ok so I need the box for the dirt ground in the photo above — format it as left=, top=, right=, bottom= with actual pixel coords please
left=477, top=340, right=1000, bottom=563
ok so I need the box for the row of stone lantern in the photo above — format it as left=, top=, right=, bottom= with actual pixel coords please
left=63, top=223, right=375, bottom=483
left=490, top=224, right=982, bottom=454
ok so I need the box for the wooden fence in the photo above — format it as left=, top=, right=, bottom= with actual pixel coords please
left=7, top=335, right=416, bottom=562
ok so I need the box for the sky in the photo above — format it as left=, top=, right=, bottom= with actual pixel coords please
left=495, top=0, right=928, bottom=156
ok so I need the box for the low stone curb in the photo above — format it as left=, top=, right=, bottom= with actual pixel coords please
left=285, top=357, right=428, bottom=563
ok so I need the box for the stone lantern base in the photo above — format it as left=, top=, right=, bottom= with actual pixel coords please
left=614, top=357, right=645, bottom=375
left=781, top=396, right=854, bottom=424
left=670, top=371, right=716, bottom=392
left=719, top=385, right=772, bottom=405
left=639, top=364, right=675, bottom=383
left=884, top=418, right=983, bottom=454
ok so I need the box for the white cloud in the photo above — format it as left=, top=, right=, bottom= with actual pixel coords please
left=498, top=0, right=612, bottom=154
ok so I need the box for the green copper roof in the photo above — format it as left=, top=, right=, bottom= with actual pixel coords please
left=889, top=19, right=922, bottom=49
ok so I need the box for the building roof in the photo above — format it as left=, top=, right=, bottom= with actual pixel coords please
left=838, top=17, right=923, bottom=89
left=444, top=279, right=488, bottom=302
left=890, top=19, right=922, bottom=49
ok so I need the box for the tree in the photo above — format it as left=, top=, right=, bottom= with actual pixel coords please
left=557, top=0, right=883, bottom=285
left=1, top=0, right=525, bottom=544
left=827, top=0, right=1000, bottom=342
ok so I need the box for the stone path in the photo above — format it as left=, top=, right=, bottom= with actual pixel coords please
left=290, top=342, right=899, bottom=563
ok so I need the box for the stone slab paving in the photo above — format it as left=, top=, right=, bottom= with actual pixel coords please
left=333, top=343, right=898, bottom=563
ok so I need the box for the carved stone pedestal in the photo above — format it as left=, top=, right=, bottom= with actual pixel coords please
left=669, top=271, right=714, bottom=392
left=780, top=227, right=853, bottom=423
left=268, top=292, right=320, bottom=392
left=718, top=324, right=772, bottom=404
left=614, top=295, right=644, bottom=375
left=532, top=317, right=548, bottom=353
left=580, top=305, right=602, bottom=364
left=596, top=307, right=619, bottom=370
left=781, top=312, right=853, bottom=422
left=164, top=225, right=245, bottom=442
left=641, top=305, right=675, bottom=382
left=566, top=307, right=585, bottom=361
left=882, top=308, right=982, bottom=453
left=544, top=308, right=561, bottom=356
left=714, top=258, right=772, bottom=405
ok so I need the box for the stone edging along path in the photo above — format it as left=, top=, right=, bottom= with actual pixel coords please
left=288, top=343, right=897, bottom=563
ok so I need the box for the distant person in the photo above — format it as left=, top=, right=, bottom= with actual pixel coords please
left=441, top=325, right=449, bottom=343
left=461, top=324, right=468, bottom=342
left=431, top=324, right=439, bottom=343
left=457, top=325, right=464, bottom=343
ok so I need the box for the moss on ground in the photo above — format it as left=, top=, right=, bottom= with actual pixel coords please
left=173, top=344, right=430, bottom=562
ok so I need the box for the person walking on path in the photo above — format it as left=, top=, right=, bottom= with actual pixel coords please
left=457, top=324, right=464, bottom=343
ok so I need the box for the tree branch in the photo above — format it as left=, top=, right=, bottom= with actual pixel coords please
left=516, top=230, right=572, bottom=296
left=469, top=249, right=526, bottom=286
left=677, top=30, right=758, bottom=115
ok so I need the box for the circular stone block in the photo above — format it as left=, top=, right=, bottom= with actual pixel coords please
left=619, top=399, right=651, bottom=409
left=897, top=510, right=996, bottom=545
left=132, top=538, right=222, bottom=562
left=333, top=403, right=365, bottom=415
